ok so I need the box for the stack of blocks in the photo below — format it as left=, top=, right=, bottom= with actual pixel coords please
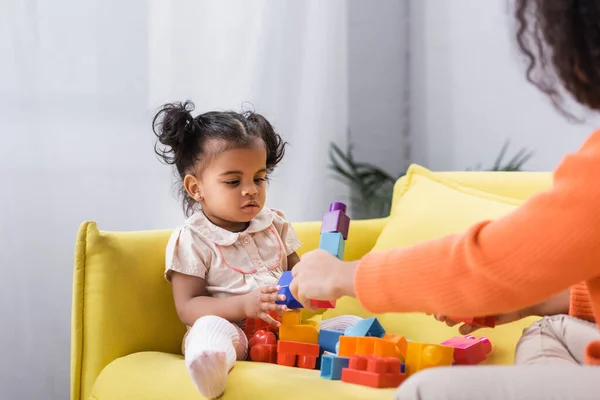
left=245, top=200, right=494, bottom=389
left=246, top=312, right=494, bottom=389
left=275, top=201, right=350, bottom=311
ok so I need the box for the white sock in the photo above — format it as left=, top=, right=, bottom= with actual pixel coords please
left=320, top=315, right=363, bottom=332
left=185, top=316, right=247, bottom=399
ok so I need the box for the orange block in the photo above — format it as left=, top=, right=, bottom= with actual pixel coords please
left=405, top=342, right=454, bottom=377
left=338, top=337, right=398, bottom=358
left=279, top=324, right=319, bottom=344
left=341, top=355, right=406, bottom=388
left=383, top=333, right=408, bottom=360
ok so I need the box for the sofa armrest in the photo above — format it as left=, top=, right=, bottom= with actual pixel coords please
left=292, top=217, right=389, bottom=260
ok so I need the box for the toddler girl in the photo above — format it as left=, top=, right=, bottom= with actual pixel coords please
left=153, top=101, right=360, bottom=399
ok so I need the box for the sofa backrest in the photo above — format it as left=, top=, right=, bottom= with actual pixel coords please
left=390, top=167, right=553, bottom=217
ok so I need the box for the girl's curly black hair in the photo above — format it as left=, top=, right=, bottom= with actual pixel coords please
left=153, top=101, right=287, bottom=216
left=515, top=0, right=600, bottom=118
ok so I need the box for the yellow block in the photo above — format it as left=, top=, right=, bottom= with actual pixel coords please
left=279, top=324, right=319, bottom=344
left=282, top=310, right=302, bottom=326
left=405, top=342, right=454, bottom=377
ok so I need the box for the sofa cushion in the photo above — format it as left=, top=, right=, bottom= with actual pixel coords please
left=91, top=352, right=396, bottom=400
left=324, top=164, right=541, bottom=364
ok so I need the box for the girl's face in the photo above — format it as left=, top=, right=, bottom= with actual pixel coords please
left=186, top=141, right=268, bottom=232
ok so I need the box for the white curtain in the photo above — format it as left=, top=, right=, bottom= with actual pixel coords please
left=0, top=1, right=348, bottom=397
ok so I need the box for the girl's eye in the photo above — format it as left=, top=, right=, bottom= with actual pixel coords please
left=225, top=180, right=240, bottom=186
left=254, top=177, right=267, bottom=184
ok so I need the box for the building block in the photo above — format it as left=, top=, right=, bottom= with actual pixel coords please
left=338, top=337, right=397, bottom=359
left=344, top=317, right=385, bottom=338
left=311, top=300, right=336, bottom=309
left=277, top=340, right=320, bottom=369
left=244, top=311, right=280, bottom=337
left=248, top=330, right=278, bottom=363
left=319, top=232, right=345, bottom=258
left=279, top=324, right=319, bottom=344
left=341, top=355, right=406, bottom=388
left=320, top=352, right=350, bottom=380
left=281, top=310, right=302, bottom=326
left=440, top=335, right=492, bottom=365
left=383, top=333, right=408, bottom=360
left=321, top=202, right=350, bottom=240
left=448, top=316, right=496, bottom=328
left=248, top=330, right=277, bottom=348
left=404, top=342, right=454, bottom=377
left=319, top=329, right=344, bottom=353
left=250, top=344, right=278, bottom=363
left=276, top=271, right=303, bottom=309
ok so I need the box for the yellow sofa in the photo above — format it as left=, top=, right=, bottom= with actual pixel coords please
left=70, top=165, right=553, bottom=400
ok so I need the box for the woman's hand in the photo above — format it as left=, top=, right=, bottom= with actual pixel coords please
left=289, top=249, right=358, bottom=311
left=243, top=286, right=288, bottom=326
left=432, top=289, right=571, bottom=334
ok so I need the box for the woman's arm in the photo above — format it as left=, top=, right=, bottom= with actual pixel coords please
left=353, top=131, right=600, bottom=316
left=287, top=252, right=300, bottom=270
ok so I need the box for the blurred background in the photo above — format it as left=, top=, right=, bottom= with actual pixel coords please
left=1, top=0, right=599, bottom=398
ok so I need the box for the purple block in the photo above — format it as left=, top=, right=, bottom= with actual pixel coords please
left=321, top=202, right=350, bottom=239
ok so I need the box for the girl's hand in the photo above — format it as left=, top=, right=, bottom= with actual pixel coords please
left=243, top=286, right=288, bottom=326
left=289, top=249, right=358, bottom=311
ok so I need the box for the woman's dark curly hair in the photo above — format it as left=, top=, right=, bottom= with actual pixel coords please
left=153, top=101, right=287, bottom=216
left=515, top=0, right=600, bottom=117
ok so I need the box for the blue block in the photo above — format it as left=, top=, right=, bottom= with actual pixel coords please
left=320, top=353, right=350, bottom=380
left=319, top=329, right=344, bottom=353
left=275, top=271, right=303, bottom=309
left=319, top=232, right=345, bottom=259
left=344, top=317, right=385, bottom=338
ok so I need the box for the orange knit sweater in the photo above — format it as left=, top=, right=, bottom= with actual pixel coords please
left=355, top=130, right=600, bottom=366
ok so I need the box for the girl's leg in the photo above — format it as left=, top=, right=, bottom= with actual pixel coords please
left=184, top=316, right=248, bottom=399
left=394, top=365, right=600, bottom=400
left=515, top=314, right=600, bottom=365
left=320, top=315, right=363, bottom=332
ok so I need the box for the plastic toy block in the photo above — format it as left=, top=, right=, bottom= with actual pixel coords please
left=321, top=202, right=350, bottom=240
left=344, top=317, right=385, bottom=338
left=276, top=271, right=303, bottom=309
left=277, top=340, right=320, bottom=369
left=319, top=232, right=346, bottom=259
left=440, top=335, right=492, bottom=365
left=250, top=344, right=278, bottom=363
left=341, top=355, right=406, bottom=388
left=404, top=342, right=454, bottom=377
left=244, top=312, right=280, bottom=337
left=310, top=299, right=336, bottom=309
left=248, top=330, right=277, bottom=348
left=383, top=333, right=408, bottom=360
left=319, top=329, right=344, bottom=353
left=448, top=316, right=496, bottom=328
left=279, top=324, right=319, bottom=344
left=338, top=337, right=397, bottom=359
left=320, top=352, right=350, bottom=380
left=281, top=310, right=302, bottom=326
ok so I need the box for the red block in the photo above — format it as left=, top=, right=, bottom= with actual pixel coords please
left=448, top=316, right=496, bottom=328
left=341, top=355, right=406, bottom=388
left=250, top=344, right=278, bottom=364
left=440, top=335, right=492, bottom=365
left=248, top=330, right=277, bottom=348
left=244, top=311, right=281, bottom=338
left=277, top=340, right=320, bottom=369
left=310, top=299, right=336, bottom=309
